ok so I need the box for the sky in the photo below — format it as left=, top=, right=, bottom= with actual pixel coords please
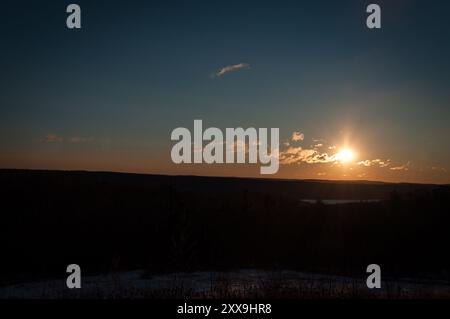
left=1, top=0, right=450, bottom=184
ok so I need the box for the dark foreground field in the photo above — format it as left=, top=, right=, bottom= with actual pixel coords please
left=1, top=169, right=449, bottom=298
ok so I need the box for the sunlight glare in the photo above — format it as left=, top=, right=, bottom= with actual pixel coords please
left=336, top=149, right=355, bottom=163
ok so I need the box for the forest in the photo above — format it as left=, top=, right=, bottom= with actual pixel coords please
left=0, top=169, right=449, bottom=286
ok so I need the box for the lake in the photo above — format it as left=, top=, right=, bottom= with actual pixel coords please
left=300, top=199, right=383, bottom=205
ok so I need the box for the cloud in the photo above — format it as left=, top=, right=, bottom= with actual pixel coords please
left=390, top=162, right=411, bottom=171
left=43, top=134, right=93, bottom=144
left=390, top=166, right=407, bottom=171
left=44, top=134, right=63, bottom=143
left=280, top=132, right=335, bottom=165
left=69, top=137, right=93, bottom=143
left=357, top=159, right=391, bottom=168
left=279, top=146, right=335, bottom=165
left=215, top=63, right=250, bottom=77
left=291, top=132, right=305, bottom=142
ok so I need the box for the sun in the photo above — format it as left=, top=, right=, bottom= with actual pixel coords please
left=336, top=148, right=355, bottom=163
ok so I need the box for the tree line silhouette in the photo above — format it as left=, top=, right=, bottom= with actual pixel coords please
left=0, top=169, right=449, bottom=285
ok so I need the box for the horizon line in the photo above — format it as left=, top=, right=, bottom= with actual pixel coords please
left=1, top=167, right=448, bottom=186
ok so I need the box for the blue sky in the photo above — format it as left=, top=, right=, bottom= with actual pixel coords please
left=1, top=0, right=450, bottom=183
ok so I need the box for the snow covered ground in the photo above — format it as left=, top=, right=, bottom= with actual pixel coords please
left=1, top=269, right=449, bottom=299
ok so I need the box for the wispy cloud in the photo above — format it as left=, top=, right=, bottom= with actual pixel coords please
left=390, top=162, right=411, bottom=171
left=43, top=134, right=93, bottom=144
left=214, top=63, right=250, bottom=77
left=44, top=134, right=63, bottom=143
left=69, top=137, right=93, bottom=143
left=357, top=159, right=391, bottom=168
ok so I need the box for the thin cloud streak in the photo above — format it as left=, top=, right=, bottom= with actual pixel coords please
left=214, top=63, right=250, bottom=77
